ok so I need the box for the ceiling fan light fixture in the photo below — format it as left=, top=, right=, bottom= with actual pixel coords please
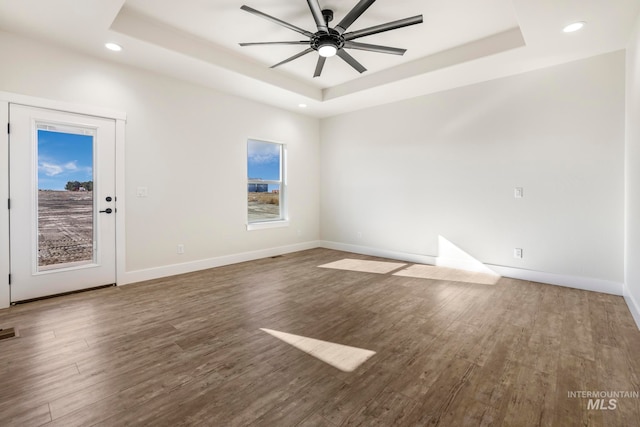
left=318, top=43, right=337, bottom=57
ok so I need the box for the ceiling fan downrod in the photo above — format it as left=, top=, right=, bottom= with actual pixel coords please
left=322, top=9, right=333, bottom=26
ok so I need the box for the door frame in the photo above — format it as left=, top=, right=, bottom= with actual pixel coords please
left=0, top=91, right=127, bottom=309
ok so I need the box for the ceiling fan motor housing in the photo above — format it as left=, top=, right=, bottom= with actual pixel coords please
left=311, top=28, right=344, bottom=52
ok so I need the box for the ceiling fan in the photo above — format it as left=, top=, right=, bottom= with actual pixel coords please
left=239, top=0, right=423, bottom=78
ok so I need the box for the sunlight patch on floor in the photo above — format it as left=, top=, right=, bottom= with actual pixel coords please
left=318, top=258, right=407, bottom=274
left=393, top=264, right=500, bottom=285
left=260, top=328, right=376, bottom=372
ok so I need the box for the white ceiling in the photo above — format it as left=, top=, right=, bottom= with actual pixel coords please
left=0, top=0, right=638, bottom=117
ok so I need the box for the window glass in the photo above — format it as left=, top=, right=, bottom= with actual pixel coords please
left=247, top=140, right=284, bottom=223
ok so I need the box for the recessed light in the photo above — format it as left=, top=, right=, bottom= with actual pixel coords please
left=563, top=22, right=585, bottom=33
left=298, top=103, right=307, bottom=108
left=105, top=42, right=122, bottom=52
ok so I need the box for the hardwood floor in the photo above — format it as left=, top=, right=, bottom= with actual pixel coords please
left=1, top=248, right=639, bottom=426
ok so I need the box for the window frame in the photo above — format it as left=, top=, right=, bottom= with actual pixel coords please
left=246, top=138, right=288, bottom=230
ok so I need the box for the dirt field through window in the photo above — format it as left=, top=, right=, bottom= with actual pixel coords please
left=248, top=192, right=280, bottom=222
left=37, top=190, right=93, bottom=267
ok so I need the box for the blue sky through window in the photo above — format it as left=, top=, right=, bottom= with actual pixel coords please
left=38, top=130, right=93, bottom=190
left=247, top=140, right=281, bottom=184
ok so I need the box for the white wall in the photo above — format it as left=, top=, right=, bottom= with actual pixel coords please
left=0, top=30, right=320, bottom=295
left=0, top=28, right=632, bottom=310
left=321, top=51, right=626, bottom=290
left=625, top=15, right=640, bottom=326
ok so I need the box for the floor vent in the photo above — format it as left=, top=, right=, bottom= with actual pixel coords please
left=0, top=327, right=17, bottom=341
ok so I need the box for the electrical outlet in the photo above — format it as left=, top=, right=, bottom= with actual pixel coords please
left=177, top=244, right=185, bottom=254
left=357, top=231, right=363, bottom=240
left=514, top=248, right=523, bottom=259
left=514, top=187, right=524, bottom=198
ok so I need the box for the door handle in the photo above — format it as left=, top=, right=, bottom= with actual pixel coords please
left=99, top=208, right=113, bottom=214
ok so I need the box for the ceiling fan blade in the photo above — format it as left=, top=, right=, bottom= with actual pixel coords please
left=337, top=49, right=367, bottom=73
left=313, top=56, right=326, bottom=78
left=240, top=41, right=309, bottom=47
left=270, top=48, right=314, bottom=68
left=241, top=5, right=314, bottom=38
left=343, top=41, right=406, bottom=55
left=335, top=0, right=377, bottom=34
left=306, top=0, right=329, bottom=33
left=344, top=15, right=423, bottom=41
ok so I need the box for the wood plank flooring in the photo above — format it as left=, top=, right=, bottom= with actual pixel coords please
left=0, top=248, right=639, bottom=426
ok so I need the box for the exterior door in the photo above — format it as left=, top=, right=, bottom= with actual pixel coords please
left=9, top=104, right=116, bottom=302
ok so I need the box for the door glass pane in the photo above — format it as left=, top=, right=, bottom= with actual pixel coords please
left=37, top=125, right=95, bottom=271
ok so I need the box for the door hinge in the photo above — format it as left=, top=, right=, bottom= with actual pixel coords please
left=8, top=274, right=11, bottom=285
left=6, top=123, right=9, bottom=134
left=7, top=199, right=10, bottom=210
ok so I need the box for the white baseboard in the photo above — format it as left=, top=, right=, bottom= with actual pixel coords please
left=488, top=264, right=623, bottom=296
left=319, top=240, right=623, bottom=296
left=623, top=283, right=640, bottom=329
left=120, top=241, right=321, bottom=285
left=319, top=241, right=436, bottom=265
left=436, top=256, right=499, bottom=275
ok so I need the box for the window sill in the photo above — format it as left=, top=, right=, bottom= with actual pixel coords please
left=246, top=220, right=290, bottom=231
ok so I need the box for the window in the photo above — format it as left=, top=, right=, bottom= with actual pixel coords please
left=247, top=139, right=286, bottom=227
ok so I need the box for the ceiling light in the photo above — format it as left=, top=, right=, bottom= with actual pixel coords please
left=105, top=42, right=122, bottom=52
left=563, top=22, right=585, bottom=33
left=318, top=44, right=337, bottom=58
left=298, top=103, right=307, bottom=108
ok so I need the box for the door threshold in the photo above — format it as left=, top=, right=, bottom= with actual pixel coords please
left=11, top=283, right=117, bottom=305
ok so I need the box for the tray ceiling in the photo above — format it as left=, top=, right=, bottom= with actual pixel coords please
left=0, top=0, right=638, bottom=117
